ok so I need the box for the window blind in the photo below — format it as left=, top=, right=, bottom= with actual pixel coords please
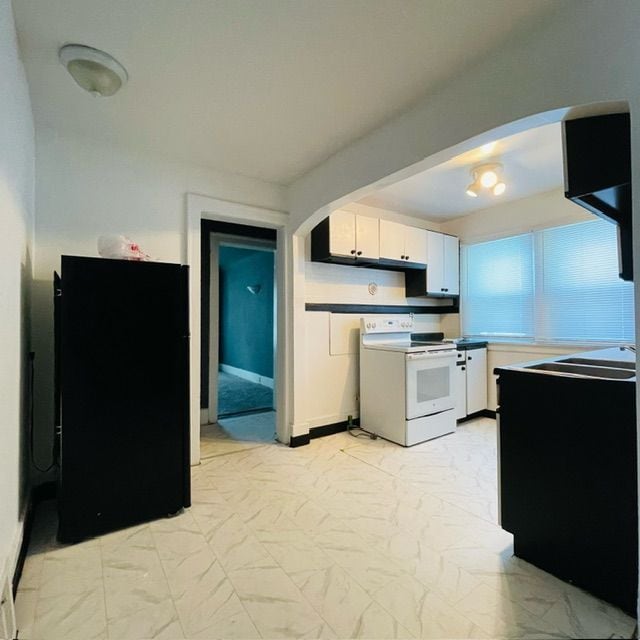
left=462, top=233, right=534, bottom=337
left=537, top=219, right=635, bottom=342
left=462, top=219, right=635, bottom=343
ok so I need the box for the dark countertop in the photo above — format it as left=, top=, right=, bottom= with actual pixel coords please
left=450, top=339, right=488, bottom=351
left=494, top=347, right=636, bottom=382
left=411, top=333, right=487, bottom=351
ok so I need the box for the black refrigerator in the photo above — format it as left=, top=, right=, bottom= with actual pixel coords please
left=55, top=256, right=191, bottom=542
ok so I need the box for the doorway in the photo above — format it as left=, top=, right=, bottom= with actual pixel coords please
left=200, top=220, right=278, bottom=456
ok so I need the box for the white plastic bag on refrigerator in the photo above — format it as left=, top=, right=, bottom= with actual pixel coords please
left=97, top=235, right=150, bottom=261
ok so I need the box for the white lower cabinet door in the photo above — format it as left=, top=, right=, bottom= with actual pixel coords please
left=466, top=348, right=488, bottom=415
left=455, top=359, right=467, bottom=420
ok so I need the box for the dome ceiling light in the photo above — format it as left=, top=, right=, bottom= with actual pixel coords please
left=465, top=162, right=506, bottom=198
left=59, top=44, right=128, bottom=97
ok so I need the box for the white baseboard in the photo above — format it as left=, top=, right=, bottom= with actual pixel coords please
left=219, top=363, right=274, bottom=389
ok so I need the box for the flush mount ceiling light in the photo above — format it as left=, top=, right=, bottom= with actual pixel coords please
left=465, top=162, right=506, bottom=198
left=59, top=44, right=128, bottom=97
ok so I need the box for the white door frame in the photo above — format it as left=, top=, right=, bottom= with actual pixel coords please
left=208, top=234, right=277, bottom=426
left=186, top=193, right=289, bottom=465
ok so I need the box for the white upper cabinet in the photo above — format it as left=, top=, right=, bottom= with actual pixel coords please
left=425, top=231, right=459, bottom=295
left=379, top=220, right=405, bottom=261
left=426, top=231, right=445, bottom=293
left=355, top=215, right=380, bottom=260
left=379, top=220, right=427, bottom=265
left=327, top=210, right=356, bottom=257
left=323, top=210, right=379, bottom=260
left=443, top=234, right=459, bottom=295
left=404, top=226, right=428, bottom=264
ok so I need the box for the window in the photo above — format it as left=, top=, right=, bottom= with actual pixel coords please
left=462, top=219, right=635, bottom=343
left=462, top=234, right=534, bottom=338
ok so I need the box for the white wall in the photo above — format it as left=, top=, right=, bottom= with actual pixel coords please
left=0, top=0, right=35, bottom=578
left=439, top=188, right=592, bottom=244
left=32, top=129, right=286, bottom=470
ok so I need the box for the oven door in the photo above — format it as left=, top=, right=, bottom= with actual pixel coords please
left=405, top=350, right=456, bottom=419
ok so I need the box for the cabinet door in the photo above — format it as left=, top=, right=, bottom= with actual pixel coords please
left=329, top=210, right=356, bottom=258
left=426, top=231, right=444, bottom=294
left=379, top=219, right=405, bottom=261
left=466, top=348, right=488, bottom=415
left=404, top=227, right=427, bottom=264
left=455, top=356, right=467, bottom=420
left=443, top=234, right=460, bottom=295
left=355, top=215, right=379, bottom=259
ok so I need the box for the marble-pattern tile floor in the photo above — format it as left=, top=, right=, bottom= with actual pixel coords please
left=15, top=418, right=636, bottom=639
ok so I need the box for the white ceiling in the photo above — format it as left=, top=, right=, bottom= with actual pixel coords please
left=359, top=122, right=564, bottom=220
left=13, top=0, right=557, bottom=185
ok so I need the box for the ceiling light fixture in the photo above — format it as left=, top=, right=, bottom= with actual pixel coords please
left=465, top=163, right=506, bottom=198
left=59, top=44, right=128, bottom=97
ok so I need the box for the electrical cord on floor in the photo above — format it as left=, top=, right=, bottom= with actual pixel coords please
left=346, top=415, right=377, bottom=440
left=28, top=352, right=56, bottom=473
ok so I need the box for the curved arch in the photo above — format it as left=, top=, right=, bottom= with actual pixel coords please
left=293, top=101, right=628, bottom=237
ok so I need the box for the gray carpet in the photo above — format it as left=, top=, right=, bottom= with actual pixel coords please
left=217, top=370, right=273, bottom=417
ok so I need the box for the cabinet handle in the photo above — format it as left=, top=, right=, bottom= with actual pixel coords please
left=356, top=251, right=362, bottom=256
left=468, top=355, right=473, bottom=360
left=400, top=255, right=405, bottom=260
left=405, top=255, right=409, bottom=260
left=462, top=367, right=466, bottom=371
left=350, top=249, right=356, bottom=255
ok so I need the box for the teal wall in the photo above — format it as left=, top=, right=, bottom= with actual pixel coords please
left=219, top=246, right=274, bottom=378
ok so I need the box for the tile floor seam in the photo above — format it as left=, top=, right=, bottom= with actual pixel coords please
left=19, top=547, right=46, bottom=640
left=96, top=543, right=109, bottom=640
left=146, top=521, right=191, bottom=640
left=188, top=497, right=266, bottom=639
left=199, top=442, right=270, bottom=461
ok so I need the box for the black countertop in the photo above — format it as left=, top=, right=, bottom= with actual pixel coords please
left=452, top=339, right=488, bottom=351
left=410, top=333, right=487, bottom=351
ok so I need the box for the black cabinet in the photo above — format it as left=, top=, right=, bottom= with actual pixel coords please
left=56, top=256, right=191, bottom=542
left=497, top=369, right=637, bottom=614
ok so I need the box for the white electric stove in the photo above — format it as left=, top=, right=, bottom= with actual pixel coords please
left=359, top=315, right=457, bottom=446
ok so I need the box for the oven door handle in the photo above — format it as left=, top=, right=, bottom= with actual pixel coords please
left=406, top=350, right=456, bottom=361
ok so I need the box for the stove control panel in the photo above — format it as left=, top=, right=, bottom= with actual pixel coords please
left=360, top=315, right=414, bottom=334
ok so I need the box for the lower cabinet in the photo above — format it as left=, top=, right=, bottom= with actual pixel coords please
left=455, top=346, right=488, bottom=419
left=455, top=356, right=467, bottom=420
